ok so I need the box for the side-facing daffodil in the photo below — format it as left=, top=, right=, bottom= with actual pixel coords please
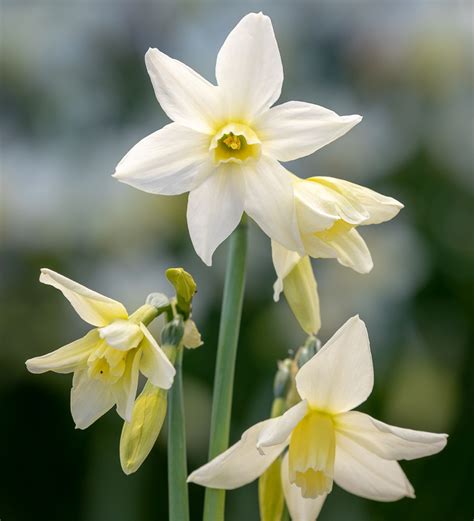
left=188, top=316, right=447, bottom=520
left=26, top=269, right=176, bottom=429
left=113, top=12, right=361, bottom=265
left=272, top=177, right=404, bottom=327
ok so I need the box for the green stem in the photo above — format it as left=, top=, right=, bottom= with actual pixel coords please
left=167, top=345, right=189, bottom=521
left=203, top=218, right=248, bottom=521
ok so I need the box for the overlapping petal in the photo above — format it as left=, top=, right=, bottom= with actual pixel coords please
left=113, top=348, right=142, bottom=422
left=113, top=123, right=212, bottom=195
left=334, top=431, right=415, bottom=501
left=26, top=329, right=99, bottom=375
left=145, top=48, right=220, bottom=133
left=216, top=12, right=283, bottom=121
left=40, top=269, right=128, bottom=327
left=257, top=101, right=362, bottom=162
left=71, top=369, right=115, bottom=429
left=281, top=452, right=327, bottom=521
left=187, top=419, right=287, bottom=489
left=295, top=316, right=373, bottom=413
left=257, top=400, right=308, bottom=451
left=139, top=324, right=176, bottom=389
left=271, top=240, right=303, bottom=301
left=303, top=226, right=373, bottom=274
left=336, top=411, right=448, bottom=461
left=187, top=164, right=245, bottom=265
left=98, top=320, right=143, bottom=351
left=243, top=157, right=302, bottom=253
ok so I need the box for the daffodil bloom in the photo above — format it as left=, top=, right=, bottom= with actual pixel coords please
left=272, top=176, right=404, bottom=303
left=113, top=12, right=361, bottom=265
left=188, top=316, right=447, bottom=520
left=26, top=269, right=176, bottom=429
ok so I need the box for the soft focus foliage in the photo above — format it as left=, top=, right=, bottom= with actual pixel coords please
left=1, top=1, right=472, bottom=520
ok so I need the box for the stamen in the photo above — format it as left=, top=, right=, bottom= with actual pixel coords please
left=222, top=133, right=242, bottom=150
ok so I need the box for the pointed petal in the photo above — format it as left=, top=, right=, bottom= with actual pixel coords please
left=336, top=411, right=448, bottom=461
left=113, top=348, right=142, bottom=423
left=303, top=227, right=373, bottom=274
left=316, top=177, right=404, bottom=225
left=295, top=316, right=373, bottom=414
left=257, top=400, right=308, bottom=451
left=257, top=101, right=362, bottom=161
left=98, top=320, right=143, bottom=351
left=145, top=48, right=220, bottom=134
left=215, top=12, right=283, bottom=120
left=243, top=157, right=302, bottom=253
left=271, top=240, right=303, bottom=301
left=187, top=165, right=245, bottom=265
left=281, top=452, right=327, bottom=520
left=40, top=269, right=128, bottom=327
left=139, top=324, right=176, bottom=389
left=26, top=329, right=99, bottom=375
left=334, top=431, right=415, bottom=501
left=113, top=123, right=212, bottom=195
left=70, top=369, right=115, bottom=429
left=188, top=419, right=287, bottom=489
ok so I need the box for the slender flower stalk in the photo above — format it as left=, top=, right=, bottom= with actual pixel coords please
left=168, top=343, right=189, bottom=521
left=204, top=217, right=248, bottom=521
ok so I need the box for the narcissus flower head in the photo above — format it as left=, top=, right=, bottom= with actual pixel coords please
left=26, top=269, right=175, bottom=429
left=188, top=316, right=447, bottom=519
left=113, top=12, right=362, bottom=265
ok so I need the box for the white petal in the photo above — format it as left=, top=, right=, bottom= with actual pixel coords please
left=303, top=227, right=373, bottom=274
left=336, top=411, right=448, bottom=461
left=139, top=324, right=176, bottom=389
left=26, top=329, right=99, bottom=375
left=256, top=101, right=362, bottom=162
left=295, top=316, right=373, bottom=414
left=281, top=452, right=327, bottom=521
left=113, top=348, right=142, bottom=423
left=317, top=177, right=404, bottom=225
left=215, top=12, right=283, bottom=121
left=334, top=431, right=415, bottom=501
left=243, top=157, right=302, bottom=253
left=70, top=369, right=115, bottom=429
left=40, top=269, right=128, bottom=327
left=98, top=320, right=143, bottom=351
left=113, top=123, right=212, bottom=195
left=257, top=400, right=308, bottom=451
left=187, top=419, right=287, bottom=489
left=145, top=48, right=220, bottom=134
left=295, top=179, right=368, bottom=231
left=187, top=165, right=245, bottom=265
left=271, top=240, right=303, bottom=301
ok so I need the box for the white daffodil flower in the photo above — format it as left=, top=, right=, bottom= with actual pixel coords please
left=26, top=269, right=176, bottom=429
left=113, top=12, right=361, bottom=265
left=188, top=316, right=447, bottom=520
left=272, top=176, right=404, bottom=302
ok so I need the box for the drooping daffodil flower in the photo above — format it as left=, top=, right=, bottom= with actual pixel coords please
left=26, top=269, right=176, bottom=429
left=113, top=12, right=361, bottom=265
left=188, top=316, right=447, bottom=520
left=272, top=177, right=404, bottom=331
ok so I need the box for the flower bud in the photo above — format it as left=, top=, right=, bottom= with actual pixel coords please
left=120, top=380, right=168, bottom=475
left=283, top=256, right=321, bottom=335
left=258, top=457, right=285, bottom=521
left=146, top=292, right=170, bottom=311
left=166, top=268, right=197, bottom=318
left=296, top=336, right=321, bottom=369
left=161, top=316, right=185, bottom=347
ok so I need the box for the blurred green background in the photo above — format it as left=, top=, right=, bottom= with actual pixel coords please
left=1, top=1, right=473, bottom=520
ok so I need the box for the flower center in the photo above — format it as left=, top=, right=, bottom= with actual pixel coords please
left=87, top=340, right=130, bottom=384
left=210, top=123, right=261, bottom=164
left=288, top=410, right=336, bottom=498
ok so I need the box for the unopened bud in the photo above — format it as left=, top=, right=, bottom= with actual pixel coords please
left=161, top=316, right=185, bottom=347
left=296, top=336, right=321, bottom=369
left=273, top=358, right=292, bottom=399
left=146, top=292, right=170, bottom=311
left=166, top=268, right=197, bottom=318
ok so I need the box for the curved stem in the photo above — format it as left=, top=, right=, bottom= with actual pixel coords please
left=168, top=344, right=189, bottom=521
left=203, top=218, right=248, bottom=521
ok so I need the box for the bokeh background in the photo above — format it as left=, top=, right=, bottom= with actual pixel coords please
left=1, top=1, right=473, bottom=520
